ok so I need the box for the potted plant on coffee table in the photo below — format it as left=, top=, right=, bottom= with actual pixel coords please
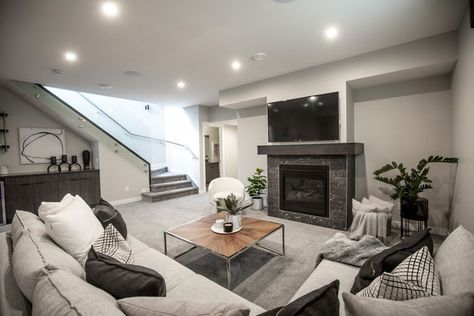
left=246, top=168, right=267, bottom=210
left=373, top=155, right=458, bottom=219
left=217, top=193, right=246, bottom=230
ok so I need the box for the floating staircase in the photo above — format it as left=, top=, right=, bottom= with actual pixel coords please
left=142, top=167, right=198, bottom=202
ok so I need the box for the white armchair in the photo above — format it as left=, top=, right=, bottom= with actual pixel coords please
left=208, top=177, right=245, bottom=207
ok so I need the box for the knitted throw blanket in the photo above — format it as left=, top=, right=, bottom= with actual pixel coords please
left=316, top=233, right=387, bottom=267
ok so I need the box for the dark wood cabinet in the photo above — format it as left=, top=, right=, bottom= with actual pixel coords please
left=205, top=162, right=220, bottom=184
left=1, top=170, right=100, bottom=223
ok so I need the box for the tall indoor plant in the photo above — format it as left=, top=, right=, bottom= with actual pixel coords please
left=217, top=193, right=246, bottom=229
left=373, top=155, right=458, bottom=217
left=246, top=168, right=267, bottom=210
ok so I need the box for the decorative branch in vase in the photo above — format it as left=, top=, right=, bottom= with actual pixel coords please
left=216, top=193, right=246, bottom=229
left=373, top=155, right=458, bottom=217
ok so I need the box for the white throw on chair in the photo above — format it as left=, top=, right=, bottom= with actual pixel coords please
left=208, top=177, right=246, bottom=207
left=349, top=195, right=394, bottom=242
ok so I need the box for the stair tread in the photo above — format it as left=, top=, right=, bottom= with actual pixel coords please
left=153, top=172, right=186, bottom=178
left=142, top=187, right=197, bottom=197
left=150, top=180, right=191, bottom=188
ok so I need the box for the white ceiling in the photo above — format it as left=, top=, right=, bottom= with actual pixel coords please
left=0, top=0, right=467, bottom=107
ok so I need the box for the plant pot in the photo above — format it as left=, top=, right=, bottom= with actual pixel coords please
left=225, top=213, right=241, bottom=230
left=251, top=197, right=264, bottom=210
left=400, top=197, right=428, bottom=220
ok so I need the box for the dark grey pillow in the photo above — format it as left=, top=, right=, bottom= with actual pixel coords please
left=93, top=198, right=127, bottom=239
left=258, top=280, right=339, bottom=316
left=351, top=229, right=433, bottom=294
left=85, top=247, right=166, bottom=299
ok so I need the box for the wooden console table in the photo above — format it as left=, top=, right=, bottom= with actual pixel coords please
left=0, top=170, right=100, bottom=224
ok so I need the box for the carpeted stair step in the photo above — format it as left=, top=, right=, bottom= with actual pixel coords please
left=150, top=166, right=168, bottom=178
left=150, top=180, right=193, bottom=192
left=151, top=173, right=187, bottom=184
left=142, top=187, right=198, bottom=202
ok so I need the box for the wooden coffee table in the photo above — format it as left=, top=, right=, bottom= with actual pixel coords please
left=163, top=212, right=285, bottom=289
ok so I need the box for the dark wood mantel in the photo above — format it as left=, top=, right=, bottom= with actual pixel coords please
left=257, top=143, right=364, bottom=156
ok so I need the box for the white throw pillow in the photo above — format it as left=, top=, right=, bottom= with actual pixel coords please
left=362, top=196, right=394, bottom=214
left=352, top=199, right=378, bottom=214
left=41, top=195, right=104, bottom=265
left=38, top=193, right=75, bottom=219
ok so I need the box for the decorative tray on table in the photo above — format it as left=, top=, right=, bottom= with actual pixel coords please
left=211, top=224, right=242, bottom=234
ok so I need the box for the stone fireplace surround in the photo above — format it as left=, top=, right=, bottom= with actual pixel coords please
left=258, top=143, right=364, bottom=230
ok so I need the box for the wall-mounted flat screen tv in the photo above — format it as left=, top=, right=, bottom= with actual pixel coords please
left=268, top=92, right=339, bottom=142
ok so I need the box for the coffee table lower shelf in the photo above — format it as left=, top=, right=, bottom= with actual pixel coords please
left=163, top=215, right=285, bottom=290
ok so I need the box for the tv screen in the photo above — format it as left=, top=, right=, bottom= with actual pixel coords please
left=268, top=92, right=339, bottom=142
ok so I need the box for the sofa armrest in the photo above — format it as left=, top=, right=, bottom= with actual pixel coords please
left=0, top=232, right=31, bottom=316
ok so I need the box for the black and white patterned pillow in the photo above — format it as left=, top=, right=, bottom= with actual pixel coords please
left=92, top=224, right=134, bottom=264
left=357, top=246, right=440, bottom=300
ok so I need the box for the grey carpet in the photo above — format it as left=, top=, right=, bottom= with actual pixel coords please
left=117, top=193, right=340, bottom=309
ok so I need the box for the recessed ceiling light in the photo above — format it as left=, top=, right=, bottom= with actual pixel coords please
left=231, top=60, right=241, bottom=71
left=303, top=103, right=309, bottom=108
left=124, top=70, right=142, bottom=77
left=309, top=96, right=318, bottom=102
left=177, top=81, right=186, bottom=89
left=325, top=26, right=339, bottom=40
left=318, top=101, right=324, bottom=106
left=101, top=1, right=120, bottom=18
left=64, top=51, right=77, bottom=62
left=251, top=52, right=266, bottom=61
left=99, top=84, right=112, bottom=89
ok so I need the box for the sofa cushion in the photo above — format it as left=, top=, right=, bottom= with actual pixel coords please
left=167, top=274, right=266, bottom=316
left=357, top=247, right=440, bottom=300
left=32, top=268, right=124, bottom=316
left=11, top=210, right=46, bottom=247
left=85, top=247, right=166, bottom=299
left=351, top=229, right=433, bottom=293
left=93, top=224, right=134, bottom=264
left=290, top=259, right=359, bottom=316
left=94, top=198, right=128, bottom=239
left=12, top=229, right=85, bottom=301
left=434, top=225, right=474, bottom=295
left=0, top=233, right=31, bottom=316
left=133, top=248, right=195, bottom=291
left=39, top=194, right=104, bottom=264
left=127, top=235, right=150, bottom=255
left=343, top=292, right=474, bottom=316
left=259, top=280, right=339, bottom=316
left=118, top=296, right=250, bottom=316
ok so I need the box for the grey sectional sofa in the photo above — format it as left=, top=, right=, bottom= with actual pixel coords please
left=0, top=211, right=359, bottom=316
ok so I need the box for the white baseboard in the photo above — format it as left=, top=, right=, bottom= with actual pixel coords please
left=110, top=196, right=143, bottom=206
left=392, top=220, right=448, bottom=236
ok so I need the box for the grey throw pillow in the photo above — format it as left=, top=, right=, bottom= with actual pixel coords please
left=343, top=291, right=474, bottom=316
left=32, top=268, right=124, bottom=316
left=117, top=296, right=250, bottom=316
left=434, top=225, right=474, bottom=295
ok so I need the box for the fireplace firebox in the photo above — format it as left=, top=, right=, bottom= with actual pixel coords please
left=279, top=165, right=329, bottom=217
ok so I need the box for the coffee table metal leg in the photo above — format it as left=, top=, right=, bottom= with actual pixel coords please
left=282, top=226, right=285, bottom=256
left=163, top=232, right=168, bottom=256
left=226, top=259, right=231, bottom=290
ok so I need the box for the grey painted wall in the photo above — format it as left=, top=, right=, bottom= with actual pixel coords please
left=0, top=86, right=91, bottom=174
left=451, top=11, right=474, bottom=233
left=354, top=75, right=453, bottom=234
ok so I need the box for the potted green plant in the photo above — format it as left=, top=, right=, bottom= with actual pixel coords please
left=246, top=168, right=267, bottom=210
left=217, top=193, right=246, bottom=229
left=373, top=155, right=458, bottom=218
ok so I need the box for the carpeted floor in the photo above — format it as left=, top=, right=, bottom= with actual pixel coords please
left=117, top=193, right=344, bottom=309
